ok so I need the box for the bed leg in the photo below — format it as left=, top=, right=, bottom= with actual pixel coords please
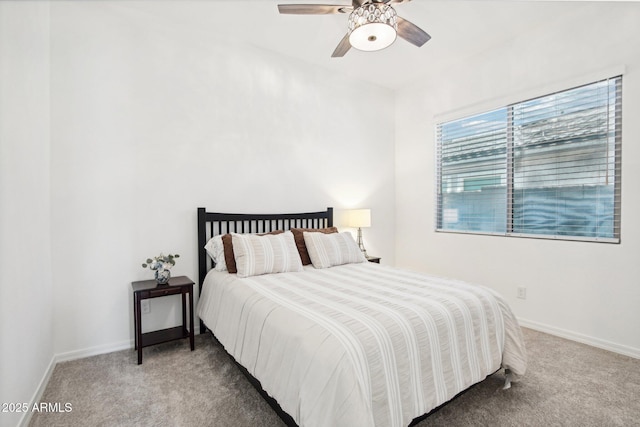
left=503, top=368, right=512, bottom=390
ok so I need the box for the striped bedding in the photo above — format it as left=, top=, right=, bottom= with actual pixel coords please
left=197, top=262, right=527, bottom=427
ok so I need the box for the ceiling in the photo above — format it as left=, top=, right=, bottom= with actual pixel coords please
left=257, top=0, right=574, bottom=89
left=124, top=1, right=597, bottom=90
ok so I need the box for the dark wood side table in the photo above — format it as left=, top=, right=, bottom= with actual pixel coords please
left=366, top=256, right=381, bottom=264
left=132, top=275, right=195, bottom=365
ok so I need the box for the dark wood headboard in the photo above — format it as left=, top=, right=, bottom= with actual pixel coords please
left=196, top=207, right=333, bottom=333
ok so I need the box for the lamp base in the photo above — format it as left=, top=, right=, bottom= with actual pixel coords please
left=357, top=227, right=368, bottom=257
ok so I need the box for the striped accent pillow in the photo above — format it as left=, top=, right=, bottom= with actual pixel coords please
left=291, top=227, right=339, bottom=265
left=232, top=231, right=303, bottom=278
left=303, top=232, right=367, bottom=269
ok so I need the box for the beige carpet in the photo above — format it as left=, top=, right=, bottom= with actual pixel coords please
left=30, top=328, right=640, bottom=427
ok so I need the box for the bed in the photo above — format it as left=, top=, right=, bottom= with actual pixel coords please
left=196, top=207, right=527, bottom=427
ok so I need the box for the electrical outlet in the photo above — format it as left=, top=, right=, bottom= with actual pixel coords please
left=141, top=300, right=150, bottom=314
left=517, top=286, right=527, bottom=300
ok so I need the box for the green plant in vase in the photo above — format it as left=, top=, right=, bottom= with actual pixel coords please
left=142, top=253, right=179, bottom=285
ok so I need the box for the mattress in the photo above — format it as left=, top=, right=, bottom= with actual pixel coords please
left=197, top=262, right=527, bottom=427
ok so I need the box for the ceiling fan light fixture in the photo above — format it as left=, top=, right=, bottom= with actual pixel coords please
left=348, top=3, right=398, bottom=52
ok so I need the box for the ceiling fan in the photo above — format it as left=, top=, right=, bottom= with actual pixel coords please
left=277, top=0, right=431, bottom=57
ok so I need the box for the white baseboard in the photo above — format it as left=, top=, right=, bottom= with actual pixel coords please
left=54, top=330, right=203, bottom=363
left=518, top=317, right=640, bottom=359
left=18, top=355, right=56, bottom=427
left=55, top=339, right=134, bottom=363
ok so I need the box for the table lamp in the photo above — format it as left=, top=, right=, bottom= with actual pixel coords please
left=347, top=209, right=371, bottom=257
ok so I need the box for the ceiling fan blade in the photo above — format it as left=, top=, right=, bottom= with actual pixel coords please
left=396, top=16, right=431, bottom=47
left=331, top=33, right=352, bottom=57
left=278, top=4, right=346, bottom=14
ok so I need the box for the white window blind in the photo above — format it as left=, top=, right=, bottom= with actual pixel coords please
left=436, top=76, right=621, bottom=242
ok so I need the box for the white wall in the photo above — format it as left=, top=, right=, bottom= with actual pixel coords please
left=5, top=2, right=639, bottom=425
left=0, top=3, right=54, bottom=427
left=395, top=2, right=640, bottom=356
left=48, top=1, right=395, bottom=357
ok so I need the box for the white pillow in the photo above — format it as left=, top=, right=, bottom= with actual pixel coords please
left=303, top=231, right=367, bottom=269
left=204, top=235, right=227, bottom=272
left=232, top=231, right=303, bottom=278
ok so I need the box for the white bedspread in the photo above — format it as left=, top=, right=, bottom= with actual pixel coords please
left=197, top=263, right=527, bottom=427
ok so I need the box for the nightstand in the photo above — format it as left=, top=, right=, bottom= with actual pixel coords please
left=132, top=275, right=195, bottom=365
left=366, top=256, right=381, bottom=264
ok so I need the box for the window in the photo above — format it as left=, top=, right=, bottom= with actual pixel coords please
left=436, top=76, right=621, bottom=242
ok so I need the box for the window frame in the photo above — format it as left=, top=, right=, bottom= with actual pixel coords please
left=435, top=76, right=622, bottom=244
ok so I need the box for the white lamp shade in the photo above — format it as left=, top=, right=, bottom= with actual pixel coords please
left=347, top=209, right=371, bottom=228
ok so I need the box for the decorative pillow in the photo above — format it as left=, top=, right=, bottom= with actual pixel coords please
left=303, top=231, right=367, bottom=269
left=222, top=230, right=283, bottom=273
left=204, top=235, right=227, bottom=272
left=232, top=231, right=303, bottom=278
left=291, top=227, right=339, bottom=265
